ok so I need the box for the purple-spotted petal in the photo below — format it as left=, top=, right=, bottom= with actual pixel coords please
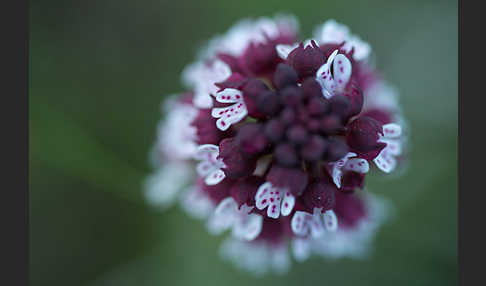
left=331, top=152, right=357, bottom=188
left=382, top=123, right=402, bottom=138
left=255, top=182, right=272, bottom=210
left=332, top=54, right=352, bottom=91
left=323, top=210, right=338, bottom=232
left=316, top=50, right=352, bottom=98
left=291, top=211, right=311, bottom=236
left=233, top=212, right=263, bottom=241
left=213, top=103, right=248, bottom=131
left=267, top=197, right=281, bottom=219
left=206, top=169, right=226, bottom=185
left=195, top=144, right=219, bottom=159
left=209, top=197, right=238, bottom=233
left=255, top=182, right=294, bottom=219
left=280, top=191, right=295, bottom=216
left=374, top=149, right=397, bottom=173
left=291, top=209, right=325, bottom=238
left=215, top=88, right=244, bottom=103
left=196, top=161, right=215, bottom=177
left=344, top=158, right=369, bottom=173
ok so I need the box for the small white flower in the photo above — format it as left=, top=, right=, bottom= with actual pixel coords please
left=330, top=152, right=369, bottom=189
left=202, top=15, right=299, bottom=59
left=194, top=144, right=226, bottom=185
left=374, top=123, right=403, bottom=173
left=144, top=162, right=193, bottom=209
left=292, top=193, right=391, bottom=260
left=314, top=19, right=371, bottom=61
left=220, top=238, right=290, bottom=276
left=316, top=49, right=352, bottom=99
left=291, top=207, right=338, bottom=238
left=154, top=98, right=198, bottom=162
left=182, top=59, right=231, bottom=109
left=362, top=81, right=400, bottom=114
left=211, top=88, right=248, bottom=131
left=208, top=197, right=263, bottom=241
left=179, top=186, right=215, bottom=220
left=255, top=182, right=295, bottom=219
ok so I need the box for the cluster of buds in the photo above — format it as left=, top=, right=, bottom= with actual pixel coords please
left=145, top=15, right=406, bottom=275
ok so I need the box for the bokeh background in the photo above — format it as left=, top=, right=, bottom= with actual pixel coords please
left=29, top=0, right=457, bottom=285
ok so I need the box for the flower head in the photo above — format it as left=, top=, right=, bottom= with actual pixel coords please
left=145, top=15, right=407, bottom=275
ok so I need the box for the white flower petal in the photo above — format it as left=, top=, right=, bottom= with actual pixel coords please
left=280, top=191, right=295, bottom=216
left=323, top=210, right=338, bottom=232
left=332, top=54, right=352, bottom=91
left=292, top=238, right=311, bottom=262
left=276, top=43, right=298, bottom=59
left=382, top=123, right=402, bottom=138
left=205, top=169, right=226, bottom=185
left=233, top=213, right=263, bottom=241
left=208, top=197, right=238, bottom=234
left=179, top=186, right=214, bottom=219
left=214, top=102, right=248, bottom=131
left=144, top=163, right=192, bottom=208
left=255, top=182, right=272, bottom=210
left=314, top=19, right=371, bottom=61
left=291, top=211, right=311, bottom=236
left=344, top=158, right=370, bottom=174
left=215, top=88, right=243, bottom=103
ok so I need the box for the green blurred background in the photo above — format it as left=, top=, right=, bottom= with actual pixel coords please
left=29, top=0, right=457, bottom=285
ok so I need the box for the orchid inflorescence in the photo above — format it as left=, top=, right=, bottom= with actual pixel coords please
left=145, top=15, right=406, bottom=275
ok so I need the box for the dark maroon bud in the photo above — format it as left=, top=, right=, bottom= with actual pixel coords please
left=241, top=42, right=279, bottom=75
left=264, top=119, right=285, bottom=142
left=297, top=106, right=310, bottom=122
left=286, top=124, right=308, bottom=145
left=329, top=95, right=351, bottom=118
left=307, top=96, right=329, bottom=116
left=219, top=138, right=256, bottom=179
left=302, top=181, right=336, bottom=211
left=267, top=165, right=309, bottom=196
left=320, top=114, right=343, bottom=134
left=280, top=108, right=296, bottom=125
left=274, top=63, right=298, bottom=89
left=257, top=90, right=282, bottom=116
left=275, top=143, right=299, bottom=167
left=287, top=41, right=326, bottom=79
left=341, top=84, right=364, bottom=119
left=280, top=86, right=303, bottom=106
left=345, top=116, right=383, bottom=153
left=300, top=135, right=328, bottom=161
left=242, top=78, right=269, bottom=118
left=301, top=77, right=324, bottom=99
left=229, top=176, right=264, bottom=207
left=307, top=119, right=321, bottom=132
left=320, top=43, right=347, bottom=58
left=236, top=123, right=268, bottom=154
left=361, top=109, right=393, bottom=125
left=341, top=172, right=365, bottom=192
left=325, top=137, right=348, bottom=162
